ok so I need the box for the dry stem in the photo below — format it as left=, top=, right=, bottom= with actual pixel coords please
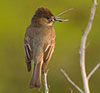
left=80, top=0, right=97, bottom=93
left=43, top=70, right=49, bottom=93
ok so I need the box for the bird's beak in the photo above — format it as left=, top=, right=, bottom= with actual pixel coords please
left=51, top=19, right=55, bottom=23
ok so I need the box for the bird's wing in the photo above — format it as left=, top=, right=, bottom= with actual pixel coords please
left=24, top=39, right=32, bottom=72
left=42, top=39, right=55, bottom=72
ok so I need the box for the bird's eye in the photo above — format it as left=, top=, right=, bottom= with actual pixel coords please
left=46, top=17, right=50, bottom=19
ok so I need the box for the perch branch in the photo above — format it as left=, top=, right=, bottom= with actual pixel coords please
left=80, top=0, right=97, bottom=93
left=61, top=69, right=84, bottom=93
left=43, top=70, right=49, bottom=93
left=88, top=63, right=100, bottom=80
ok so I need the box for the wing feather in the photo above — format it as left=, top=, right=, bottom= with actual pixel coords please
left=42, top=39, right=55, bottom=72
left=24, top=43, right=32, bottom=72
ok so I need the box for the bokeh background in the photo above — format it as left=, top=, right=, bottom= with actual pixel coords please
left=0, top=0, right=100, bottom=93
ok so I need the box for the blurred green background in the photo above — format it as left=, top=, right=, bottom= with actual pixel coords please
left=0, top=0, right=100, bottom=93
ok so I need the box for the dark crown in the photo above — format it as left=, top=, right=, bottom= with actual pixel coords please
left=34, top=7, right=54, bottom=18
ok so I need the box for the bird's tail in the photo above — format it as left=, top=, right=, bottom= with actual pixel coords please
left=27, top=62, right=31, bottom=72
left=30, top=62, right=42, bottom=88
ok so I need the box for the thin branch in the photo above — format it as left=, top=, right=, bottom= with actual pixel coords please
left=61, top=69, right=84, bottom=93
left=80, top=0, right=97, bottom=93
left=43, top=70, right=49, bottom=93
left=56, top=8, right=73, bottom=17
left=55, top=17, right=69, bottom=22
left=69, top=88, right=73, bottom=93
left=55, top=8, right=73, bottom=22
left=88, top=63, right=100, bottom=80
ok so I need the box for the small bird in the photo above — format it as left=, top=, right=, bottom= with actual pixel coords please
left=24, top=7, right=70, bottom=89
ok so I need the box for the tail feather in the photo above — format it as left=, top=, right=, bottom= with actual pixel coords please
left=30, top=62, right=42, bottom=88
left=27, top=62, right=31, bottom=72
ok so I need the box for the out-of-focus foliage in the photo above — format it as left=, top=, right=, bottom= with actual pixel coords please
left=0, top=0, right=100, bottom=93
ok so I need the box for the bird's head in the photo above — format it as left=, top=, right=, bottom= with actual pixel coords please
left=32, top=7, right=71, bottom=26
left=32, top=7, right=55, bottom=26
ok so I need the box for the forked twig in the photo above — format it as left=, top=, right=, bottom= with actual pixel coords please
left=88, top=63, right=100, bottom=80
left=80, top=0, right=97, bottom=93
left=55, top=8, right=73, bottom=22
left=61, top=69, right=84, bottom=93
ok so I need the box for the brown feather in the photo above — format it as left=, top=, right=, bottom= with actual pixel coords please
left=24, top=7, right=56, bottom=88
left=42, top=40, right=55, bottom=72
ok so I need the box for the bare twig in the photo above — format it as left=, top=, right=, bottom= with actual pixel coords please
left=55, top=8, right=73, bottom=22
left=88, top=63, right=100, bottom=80
left=69, top=88, right=73, bottom=93
left=43, top=70, right=49, bottom=93
left=61, top=69, right=84, bottom=93
left=56, top=8, right=73, bottom=17
left=80, top=0, right=97, bottom=93
left=55, top=17, right=69, bottom=22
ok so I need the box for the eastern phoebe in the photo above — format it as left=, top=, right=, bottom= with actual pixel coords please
left=24, top=7, right=69, bottom=89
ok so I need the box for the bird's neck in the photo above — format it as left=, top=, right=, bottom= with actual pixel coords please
left=31, top=19, right=53, bottom=27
